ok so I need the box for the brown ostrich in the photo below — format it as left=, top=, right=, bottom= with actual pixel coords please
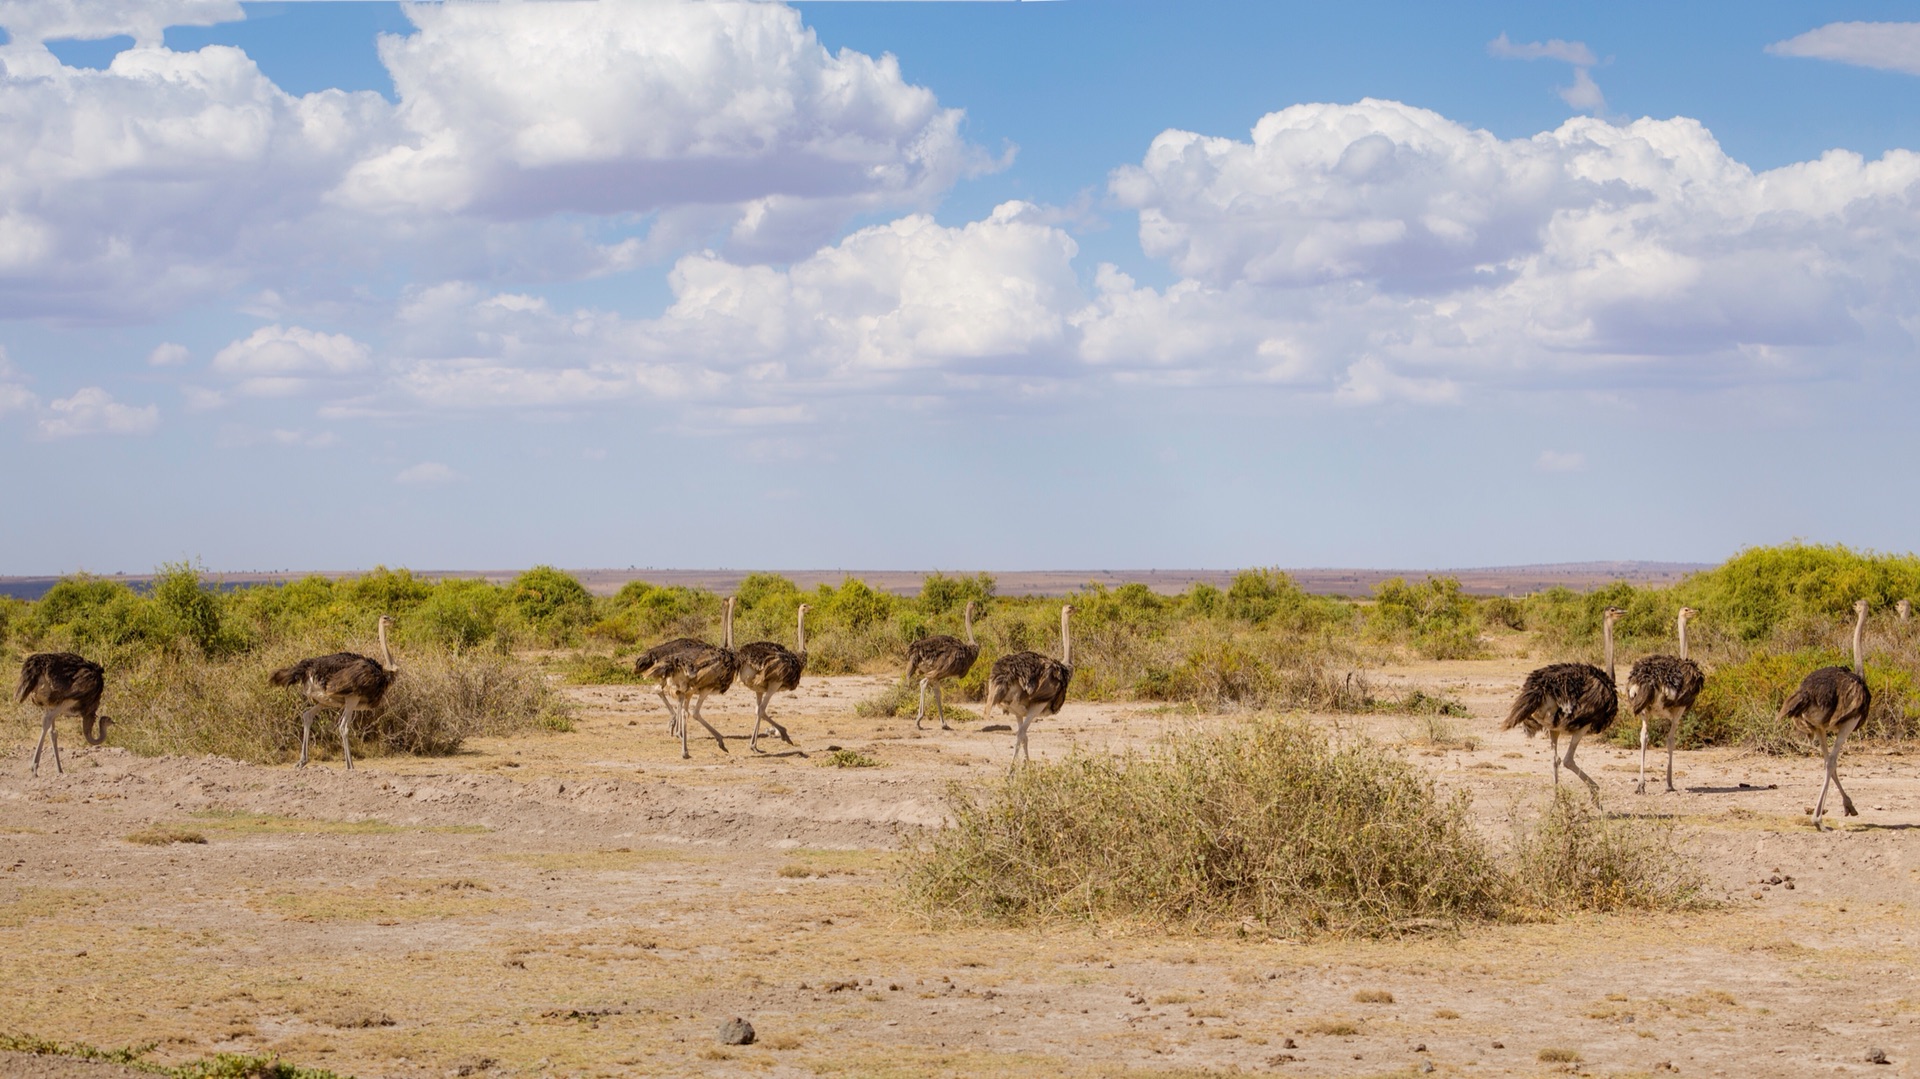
left=905, top=600, right=981, bottom=731
left=1626, top=606, right=1706, bottom=794
left=17, top=652, right=112, bottom=776
left=1779, top=600, right=1872, bottom=831
left=982, top=604, right=1075, bottom=772
left=269, top=615, right=398, bottom=770
left=1503, top=606, right=1623, bottom=805
left=736, top=604, right=809, bottom=752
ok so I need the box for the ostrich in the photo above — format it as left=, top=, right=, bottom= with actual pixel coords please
left=1626, top=606, right=1706, bottom=795
left=905, top=600, right=982, bottom=731
left=1503, top=606, right=1623, bottom=805
left=635, top=632, right=715, bottom=737
left=1899, top=599, right=1911, bottom=622
left=660, top=596, right=736, bottom=759
left=1779, top=599, right=1872, bottom=831
left=269, top=615, right=398, bottom=771
left=736, top=604, right=809, bottom=752
left=983, top=604, right=1075, bottom=772
left=17, top=652, right=112, bottom=777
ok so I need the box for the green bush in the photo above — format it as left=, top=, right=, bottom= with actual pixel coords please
left=917, top=572, right=995, bottom=615
left=1371, top=576, right=1483, bottom=659
left=507, top=566, right=594, bottom=642
left=1673, top=543, right=1920, bottom=642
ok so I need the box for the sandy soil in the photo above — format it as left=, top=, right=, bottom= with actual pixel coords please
left=2, top=661, right=1917, bottom=1079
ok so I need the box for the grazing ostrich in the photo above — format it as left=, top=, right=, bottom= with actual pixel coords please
left=17, top=652, right=112, bottom=777
left=983, top=604, right=1075, bottom=772
left=736, top=604, right=809, bottom=752
left=905, top=600, right=982, bottom=731
left=269, top=615, right=398, bottom=771
left=1626, top=606, right=1706, bottom=795
left=1779, top=599, right=1872, bottom=831
left=662, top=597, right=736, bottom=759
left=1503, top=606, right=1623, bottom=805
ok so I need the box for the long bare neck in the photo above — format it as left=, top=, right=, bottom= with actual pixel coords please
left=1603, top=618, right=1615, bottom=681
left=964, top=603, right=976, bottom=647
left=1059, top=607, right=1073, bottom=667
left=1677, top=613, right=1689, bottom=661
left=378, top=620, right=396, bottom=672
left=1853, top=607, right=1866, bottom=676
left=795, top=608, right=807, bottom=654
left=724, top=602, right=735, bottom=650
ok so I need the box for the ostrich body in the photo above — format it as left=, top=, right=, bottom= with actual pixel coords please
left=1779, top=600, right=1872, bottom=830
left=269, top=615, right=397, bottom=770
left=983, top=604, right=1075, bottom=771
left=736, top=604, right=809, bottom=752
left=634, top=635, right=711, bottom=736
left=658, top=597, right=736, bottom=758
left=17, top=652, right=112, bottom=776
left=1626, top=606, right=1706, bottom=794
left=1503, top=606, right=1622, bottom=804
left=905, top=600, right=981, bottom=731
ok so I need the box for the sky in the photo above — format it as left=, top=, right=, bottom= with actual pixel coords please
left=4, top=1, right=1920, bottom=575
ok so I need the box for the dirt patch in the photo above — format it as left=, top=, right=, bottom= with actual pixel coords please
left=4, top=664, right=1918, bottom=1077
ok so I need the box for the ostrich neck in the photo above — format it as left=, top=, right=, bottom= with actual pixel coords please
left=1060, top=608, right=1073, bottom=667
left=1603, top=620, right=1615, bottom=682
left=964, top=604, right=976, bottom=647
left=795, top=609, right=807, bottom=654
left=1678, top=615, right=1689, bottom=661
left=724, top=603, right=735, bottom=650
left=379, top=621, right=396, bottom=672
left=1853, top=609, right=1866, bottom=675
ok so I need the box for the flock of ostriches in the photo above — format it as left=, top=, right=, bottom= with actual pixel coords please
left=10, top=594, right=1908, bottom=830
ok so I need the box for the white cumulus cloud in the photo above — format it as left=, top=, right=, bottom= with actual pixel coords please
left=212, top=325, right=371, bottom=376
left=1768, top=22, right=1920, bottom=75
left=1535, top=449, right=1587, bottom=473
left=36, top=386, right=157, bottom=437
left=147, top=342, right=190, bottom=367
left=0, top=0, right=989, bottom=320
left=1488, top=32, right=1606, bottom=114
left=394, top=461, right=457, bottom=484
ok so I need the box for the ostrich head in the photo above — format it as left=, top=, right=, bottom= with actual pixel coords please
left=1603, top=606, right=1624, bottom=624
left=1677, top=606, right=1697, bottom=623
left=1854, top=599, right=1871, bottom=619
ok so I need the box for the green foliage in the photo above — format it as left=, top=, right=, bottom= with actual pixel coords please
left=1674, top=543, right=1920, bottom=642
left=1224, top=569, right=1351, bottom=632
left=826, top=748, right=880, bottom=768
left=410, top=577, right=504, bottom=652
left=821, top=577, right=893, bottom=631
left=737, top=572, right=801, bottom=611
left=507, top=566, right=594, bottom=642
left=1642, top=650, right=1920, bottom=753
left=151, top=562, right=247, bottom=656
left=907, top=716, right=1506, bottom=935
left=1480, top=595, right=1526, bottom=631
left=918, top=572, right=995, bottom=615
left=1371, top=576, right=1482, bottom=659
left=596, top=581, right=719, bottom=643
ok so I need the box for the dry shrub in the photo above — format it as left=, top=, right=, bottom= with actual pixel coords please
left=905, top=716, right=1506, bottom=936
left=1507, top=790, right=1710, bottom=915
left=83, top=641, right=572, bottom=765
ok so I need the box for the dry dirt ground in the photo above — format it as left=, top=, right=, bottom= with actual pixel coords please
left=2, top=659, right=1917, bottom=1079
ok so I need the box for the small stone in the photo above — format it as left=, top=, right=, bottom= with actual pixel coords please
left=1413, top=1043, right=1427, bottom=1052
left=717, top=1018, right=755, bottom=1046
left=1867, top=1048, right=1890, bottom=1065
left=1492, top=1041, right=1505, bottom=1049
left=1283, top=1037, right=1298, bottom=1049
left=1420, top=1062, right=1436, bottom=1075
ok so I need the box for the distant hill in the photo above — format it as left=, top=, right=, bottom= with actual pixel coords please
left=0, top=562, right=1712, bottom=601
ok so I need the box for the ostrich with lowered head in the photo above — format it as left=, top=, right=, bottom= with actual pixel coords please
left=17, top=652, right=113, bottom=776
left=1503, top=606, right=1623, bottom=805
left=1626, top=606, right=1706, bottom=795
left=659, top=596, right=736, bottom=759
left=905, top=600, right=981, bottom=731
left=269, top=615, right=398, bottom=770
left=1779, top=599, right=1873, bottom=831
left=983, top=604, right=1075, bottom=772
left=736, top=603, right=809, bottom=752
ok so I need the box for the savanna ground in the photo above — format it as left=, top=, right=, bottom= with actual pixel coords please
left=3, top=648, right=1917, bottom=1079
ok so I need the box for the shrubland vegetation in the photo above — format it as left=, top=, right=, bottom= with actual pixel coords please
left=905, top=716, right=1706, bottom=935
left=4, top=542, right=1917, bottom=762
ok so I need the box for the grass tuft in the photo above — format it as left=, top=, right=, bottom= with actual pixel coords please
left=1352, top=989, right=1394, bottom=1004
left=1537, top=1046, right=1581, bottom=1063
left=825, top=748, right=880, bottom=768
left=1506, top=790, right=1712, bottom=915
left=126, top=825, right=207, bottom=846
left=906, top=715, right=1506, bottom=936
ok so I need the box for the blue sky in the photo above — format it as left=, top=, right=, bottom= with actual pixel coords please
left=4, top=1, right=1920, bottom=575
